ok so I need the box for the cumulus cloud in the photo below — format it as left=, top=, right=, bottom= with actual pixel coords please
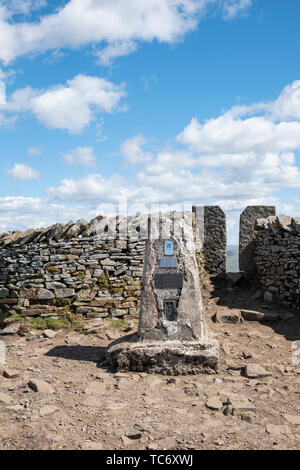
left=97, top=40, right=138, bottom=66
left=0, top=79, right=5, bottom=105
left=0, top=74, right=126, bottom=133
left=62, top=146, right=97, bottom=167
left=221, top=0, right=252, bottom=20
left=120, top=135, right=152, bottom=164
left=0, top=0, right=253, bottom=64
left=46, top=80, right=300, bottom=215
left=176, top=80, right=300, bottom=190
left=3, top=79, right=300, bottom=243
left=47, top=173, right=126, bottom=204
left=0, top=196, right=95, bottom=232
left=7, top=163, right=40, bottom=180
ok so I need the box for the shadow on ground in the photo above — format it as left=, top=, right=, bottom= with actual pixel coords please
left=45, top=345, right=107, bottom=368
left=206, top=274, right=300, bottom=343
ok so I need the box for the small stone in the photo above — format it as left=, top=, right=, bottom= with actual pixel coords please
left=125, top=429, right=142, bottom=440
left=0, top=322, right=21, bottom=336
left=240, top=412, right=255, bottom=423
left=0, top=392, right=12, bottom=404
left=227, top=394, right=256, bottom=415
left=212, top=311, right=240, bottom=324
left=206, top=396, right=223, bottom=410
left=3, top=369, right=19, bottom=379
left=54, top=288, right=75, bottom=298
left=0, top=288, right=9, bottom=298
left=244, top=364, right=272, bottom=379
left=227, top=272, right=244, bottom=286
left=43, top=329, right=57, bottom=339
left=37, top=289, right=54, bottom=300
left=241, top=310, right=264, bottom=322
left=223, top=405, right=233, bottom=416
left=28, top=379, right=55, bottom=393
left=214, top=378, right=223, bottom=384
left=241, top=310, right=279, bottom=323
left=213, top=439, right=224, bottom=446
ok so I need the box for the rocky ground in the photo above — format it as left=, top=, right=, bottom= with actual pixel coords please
left=0, top=275, right=299, bottom=451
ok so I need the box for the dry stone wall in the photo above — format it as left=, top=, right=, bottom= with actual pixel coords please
left=254, top=215, right=300, bottom=311
left=239, top=206, right=276, bottom=272
left=0, top=217, right=145, bottom=323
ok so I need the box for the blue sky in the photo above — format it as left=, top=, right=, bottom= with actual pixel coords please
left=0, top=0, right=299, bottom=243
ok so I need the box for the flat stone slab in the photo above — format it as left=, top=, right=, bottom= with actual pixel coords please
left=241, top=310, right=279, bottom=323
left=106, top=333, right=219, bottom=376
left=244, top=364, right=272, bottom=379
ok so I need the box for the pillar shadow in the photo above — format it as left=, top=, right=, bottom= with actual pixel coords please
left=207, top=274, right=300, bottom=343
left=45, top=345, right=107, bottom=368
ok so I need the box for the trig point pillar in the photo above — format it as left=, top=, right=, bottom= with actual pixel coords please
left=106, top=211, right=219, bottom=375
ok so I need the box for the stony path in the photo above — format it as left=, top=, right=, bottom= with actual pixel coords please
left=0, top=279, right=299, bottom=450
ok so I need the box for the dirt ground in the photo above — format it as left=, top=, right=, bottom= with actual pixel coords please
left=0, top=275, right=299, bottom=451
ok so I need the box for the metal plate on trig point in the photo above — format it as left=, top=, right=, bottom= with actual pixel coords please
left=164, top=240, right=174, bottom=256
left=155, top=273, right=183, bottom=289
left=160, top=257, right=177, bottom=268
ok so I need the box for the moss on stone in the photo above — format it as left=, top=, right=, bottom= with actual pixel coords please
left=74, top=272, right=85, bottom=280
left=30, top=313, right=84, bottom=331
left=3, top=313, right=22, bottom=325
left=52, top=298, right=71, bottom=307
left=105, top=317, right=128, bottom=329
left=98, top=272, right=109, bottom=288
left=109, top=287, right=124, bottom=294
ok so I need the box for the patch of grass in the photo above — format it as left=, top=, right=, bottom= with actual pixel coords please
left=30, top=313, right=84, bottom=331
left=4, top=313, right=22, bottom=324
left=99, top=272, right=109, bottom=289
left=106, top=317, right=128, bottom=329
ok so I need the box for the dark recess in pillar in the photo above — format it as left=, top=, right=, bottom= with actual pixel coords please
left=239, top=205, right=276, bottom=273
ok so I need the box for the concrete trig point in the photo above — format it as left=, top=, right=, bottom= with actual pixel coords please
left=106, top=211, right=219, bottom=375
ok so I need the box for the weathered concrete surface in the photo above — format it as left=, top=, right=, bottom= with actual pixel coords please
left=239, top=206, right=276, bottom=272
left=106, top=211, right=219, bottom=375
left=106, top=334, right=219, bottom=375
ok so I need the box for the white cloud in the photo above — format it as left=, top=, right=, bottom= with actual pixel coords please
left=3, top=78, right=300, bottom=244
left=221, top=0, right=252, bottom=20
left=46, top=80, right=300, bottom=218
left=0, top=196, right=94, bottom=232
left=0, top=74, right=126, bottom=133
left=97, top=40, right=138, bottom=66
left=270, top=80, right=300, bottom=121
left=47, top=173, right=126, bottom=204
left=63, top=146, right=97, bottom=167
left=120, top=135, right=152, bottom=164
left=0, top=79, right=5, bottom=105
left=8, top=163, right=40, bottom=180
left=0, top=0, right=253, bottom=64
left=177, top=116, right=300, bottom=155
